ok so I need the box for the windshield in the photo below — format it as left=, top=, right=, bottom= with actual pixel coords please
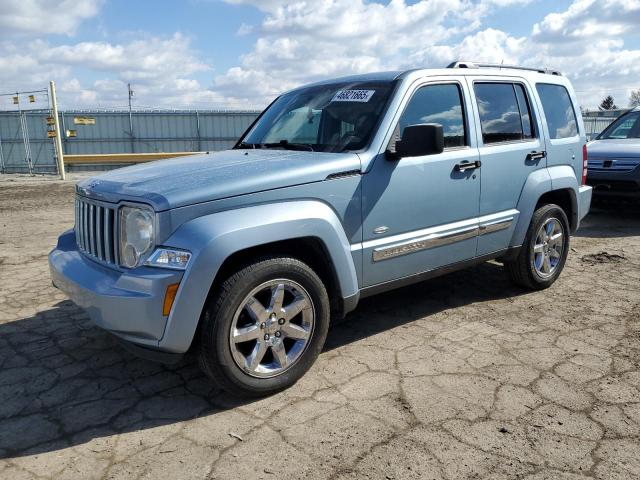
left=238, top=80, right=397, bottom=153
left=599, top=111, right=640, bottom=139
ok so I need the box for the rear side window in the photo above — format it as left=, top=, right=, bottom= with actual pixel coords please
left=474, top=83, right=534, bottom=144
left=535, top=83, right=578, bottom=139
left=399, top=83, right=467, bottom=148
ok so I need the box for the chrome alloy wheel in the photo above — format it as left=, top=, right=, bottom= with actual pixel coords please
left=533, top=217, right=564, bottom=278
left=229, top=279, right=314, bottom=378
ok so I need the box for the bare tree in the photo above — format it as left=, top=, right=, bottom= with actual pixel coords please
left=630, top=89, right=640, bottom=108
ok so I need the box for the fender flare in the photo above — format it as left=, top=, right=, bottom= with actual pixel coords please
left=158, top=200, right=359, bottom=353
left=511, top=166, right=579, bottom=247
left=549, top=165, right=580, bottom=230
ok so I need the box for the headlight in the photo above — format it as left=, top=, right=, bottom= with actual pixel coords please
left=146, top=248, right=191, bottom=270
left=119, top=206, right=155, bottom=268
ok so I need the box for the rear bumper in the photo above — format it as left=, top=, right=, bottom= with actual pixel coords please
left=587, top=167, right=640, bottom=198
left=49, top=230, right=183, bottom=351
left=577, top=185, right=592, bottom=223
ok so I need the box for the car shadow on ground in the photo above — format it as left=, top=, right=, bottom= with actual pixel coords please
left=0, top=260, right=527, bottom=460
left=575, top=199, right=640, bottom=239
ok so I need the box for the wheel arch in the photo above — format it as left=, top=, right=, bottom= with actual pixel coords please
left=511, top=166, right=580, bottom=246
left=157, top=200, right=360, bottom=353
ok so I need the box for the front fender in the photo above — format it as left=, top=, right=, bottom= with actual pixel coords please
left=158, top=200, right=359, bottom=353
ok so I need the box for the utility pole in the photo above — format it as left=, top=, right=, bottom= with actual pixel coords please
left=128, top=83, right=135, bottom=153
left=50, top=81, right=66, bottom=180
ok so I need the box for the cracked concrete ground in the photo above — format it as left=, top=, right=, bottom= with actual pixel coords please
left=1, top=173, right=639, bottom=479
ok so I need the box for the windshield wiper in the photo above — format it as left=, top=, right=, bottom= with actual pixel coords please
left=235, top=141, right=259, bottom=149
left=261, top=140, right=315, bottom=152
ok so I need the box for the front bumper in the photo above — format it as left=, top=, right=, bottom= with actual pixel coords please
left=49, top=230, right=183, bottom=351
left=587, top=166, right=640, bottom=198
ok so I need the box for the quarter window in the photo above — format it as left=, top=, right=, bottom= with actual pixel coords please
left=399, top=84, right=467, bottom=148
left=535, top=83, right=578, bottom=139
left=474, top=83, right=534, bottom=144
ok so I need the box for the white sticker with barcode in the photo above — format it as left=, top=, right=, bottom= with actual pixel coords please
left=331, top=90, right=375, bottom=103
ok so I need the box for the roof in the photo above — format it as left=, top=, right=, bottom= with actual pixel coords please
left=286, top=63, right=568, bottom=95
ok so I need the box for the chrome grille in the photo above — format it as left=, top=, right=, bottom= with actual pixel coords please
left=588, top=158, right=640, bottom=172
left=75, top=196, right=118, bottom=264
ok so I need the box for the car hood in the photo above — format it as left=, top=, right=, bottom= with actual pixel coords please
left=587, top=138, right=640, bottom=158
left=76, top=149, right=362, bottom=210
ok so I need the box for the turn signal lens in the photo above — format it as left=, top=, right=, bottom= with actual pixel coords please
left=163, top=283, right=180, bottom=316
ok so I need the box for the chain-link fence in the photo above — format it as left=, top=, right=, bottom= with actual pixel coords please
left=582, top=109, right=626, bottom=140
left=0, top=89, right=59, bottom=174
left=0, top=108, right=260, bottom=174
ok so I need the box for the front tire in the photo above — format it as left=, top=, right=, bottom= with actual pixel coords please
left=198, top=257, right=330, bottom=397
left=505, top=204, right=570, bottom=290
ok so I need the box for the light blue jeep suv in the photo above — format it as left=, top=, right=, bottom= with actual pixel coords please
left=50, top=62, right=592, bottom=396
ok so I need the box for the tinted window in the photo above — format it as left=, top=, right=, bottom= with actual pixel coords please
left=399, top=84, right=467, bottom=148
left=475, top=83, right=525, bottom=144
left=514, top=84, right=534, bottom=139
left=599, top=111, right=640, bottom=139
left=536, top=83, right=578, bottom=139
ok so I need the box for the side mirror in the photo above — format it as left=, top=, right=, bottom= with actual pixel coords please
left=388, top=123, right=444, bottom=159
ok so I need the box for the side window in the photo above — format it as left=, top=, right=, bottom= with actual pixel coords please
left=602, top=112, right=640, bottom=139
left=535, top=83, right=578, bottom=139
left=474, top=83, right=532, bottom=144
left=399, top=84, right=467, bottom=148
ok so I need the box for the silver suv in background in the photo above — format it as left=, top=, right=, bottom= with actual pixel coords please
left=587, top=107, right=640, bottom=199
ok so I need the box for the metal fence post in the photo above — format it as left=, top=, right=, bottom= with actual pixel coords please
left=196, top=110, right=201, bottom=152
left=49, top=81, right=66, bottom=180
left=0, top=129, right=5, bottom=173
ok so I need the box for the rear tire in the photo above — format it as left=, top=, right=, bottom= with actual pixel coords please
left=198, top=257, right=330, bottom=397
left=505, top=204, right=570, bottom=290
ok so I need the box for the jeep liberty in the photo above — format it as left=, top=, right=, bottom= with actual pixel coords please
left=50, top=61, right=593, bottom=397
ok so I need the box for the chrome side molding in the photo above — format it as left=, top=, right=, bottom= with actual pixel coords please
left=369, top=209, right=517, bottom=262
left=373, top=225, right=478, bottom=262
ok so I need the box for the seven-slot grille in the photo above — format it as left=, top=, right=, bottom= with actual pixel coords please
left=75, top=196, right=118, bottom=264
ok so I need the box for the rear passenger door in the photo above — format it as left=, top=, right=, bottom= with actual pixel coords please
left=467, top=78, right=546, bottom=256
left=534, top=82, right=582, bottom=174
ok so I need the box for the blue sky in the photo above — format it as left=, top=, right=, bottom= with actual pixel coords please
left=1, top=0, right=639, bottom=110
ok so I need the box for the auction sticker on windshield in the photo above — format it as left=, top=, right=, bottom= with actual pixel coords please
left=332, top=90, right=375, bottom=102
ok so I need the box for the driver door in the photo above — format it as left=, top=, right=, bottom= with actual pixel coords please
left=361, top=80, right=481, bottom=287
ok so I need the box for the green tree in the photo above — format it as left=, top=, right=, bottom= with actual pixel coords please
left=630, top=89, right=640, bottom=108
left=599, top=95, right=618, bottom=111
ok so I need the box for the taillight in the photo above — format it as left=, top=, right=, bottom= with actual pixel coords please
left=582, top=144, right=588, bottom=185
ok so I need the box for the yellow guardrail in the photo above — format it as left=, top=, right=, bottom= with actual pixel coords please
left=64, top=152, right=203, bottom=164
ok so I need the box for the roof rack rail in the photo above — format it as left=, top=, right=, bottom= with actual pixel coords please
left=447, top=61, right=562, bottom=76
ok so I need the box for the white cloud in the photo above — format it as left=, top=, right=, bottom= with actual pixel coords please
left=532, top=0, right=640, bottom=44
left=0, top=0, right=102, bottom=36
left=213, top=0, right=640, bottom=109
left=2, top=0, right=639, bottom=110
left=0, top=33, right=216, bottom=108
left=214, top=0, right=475, bottom=103
left=38, top=33, right=210, bottom=81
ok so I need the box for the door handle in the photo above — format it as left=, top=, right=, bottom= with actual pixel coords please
left=526, top=151, right=547, bottom=162
left=455, top=160, right=481, bottom=172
